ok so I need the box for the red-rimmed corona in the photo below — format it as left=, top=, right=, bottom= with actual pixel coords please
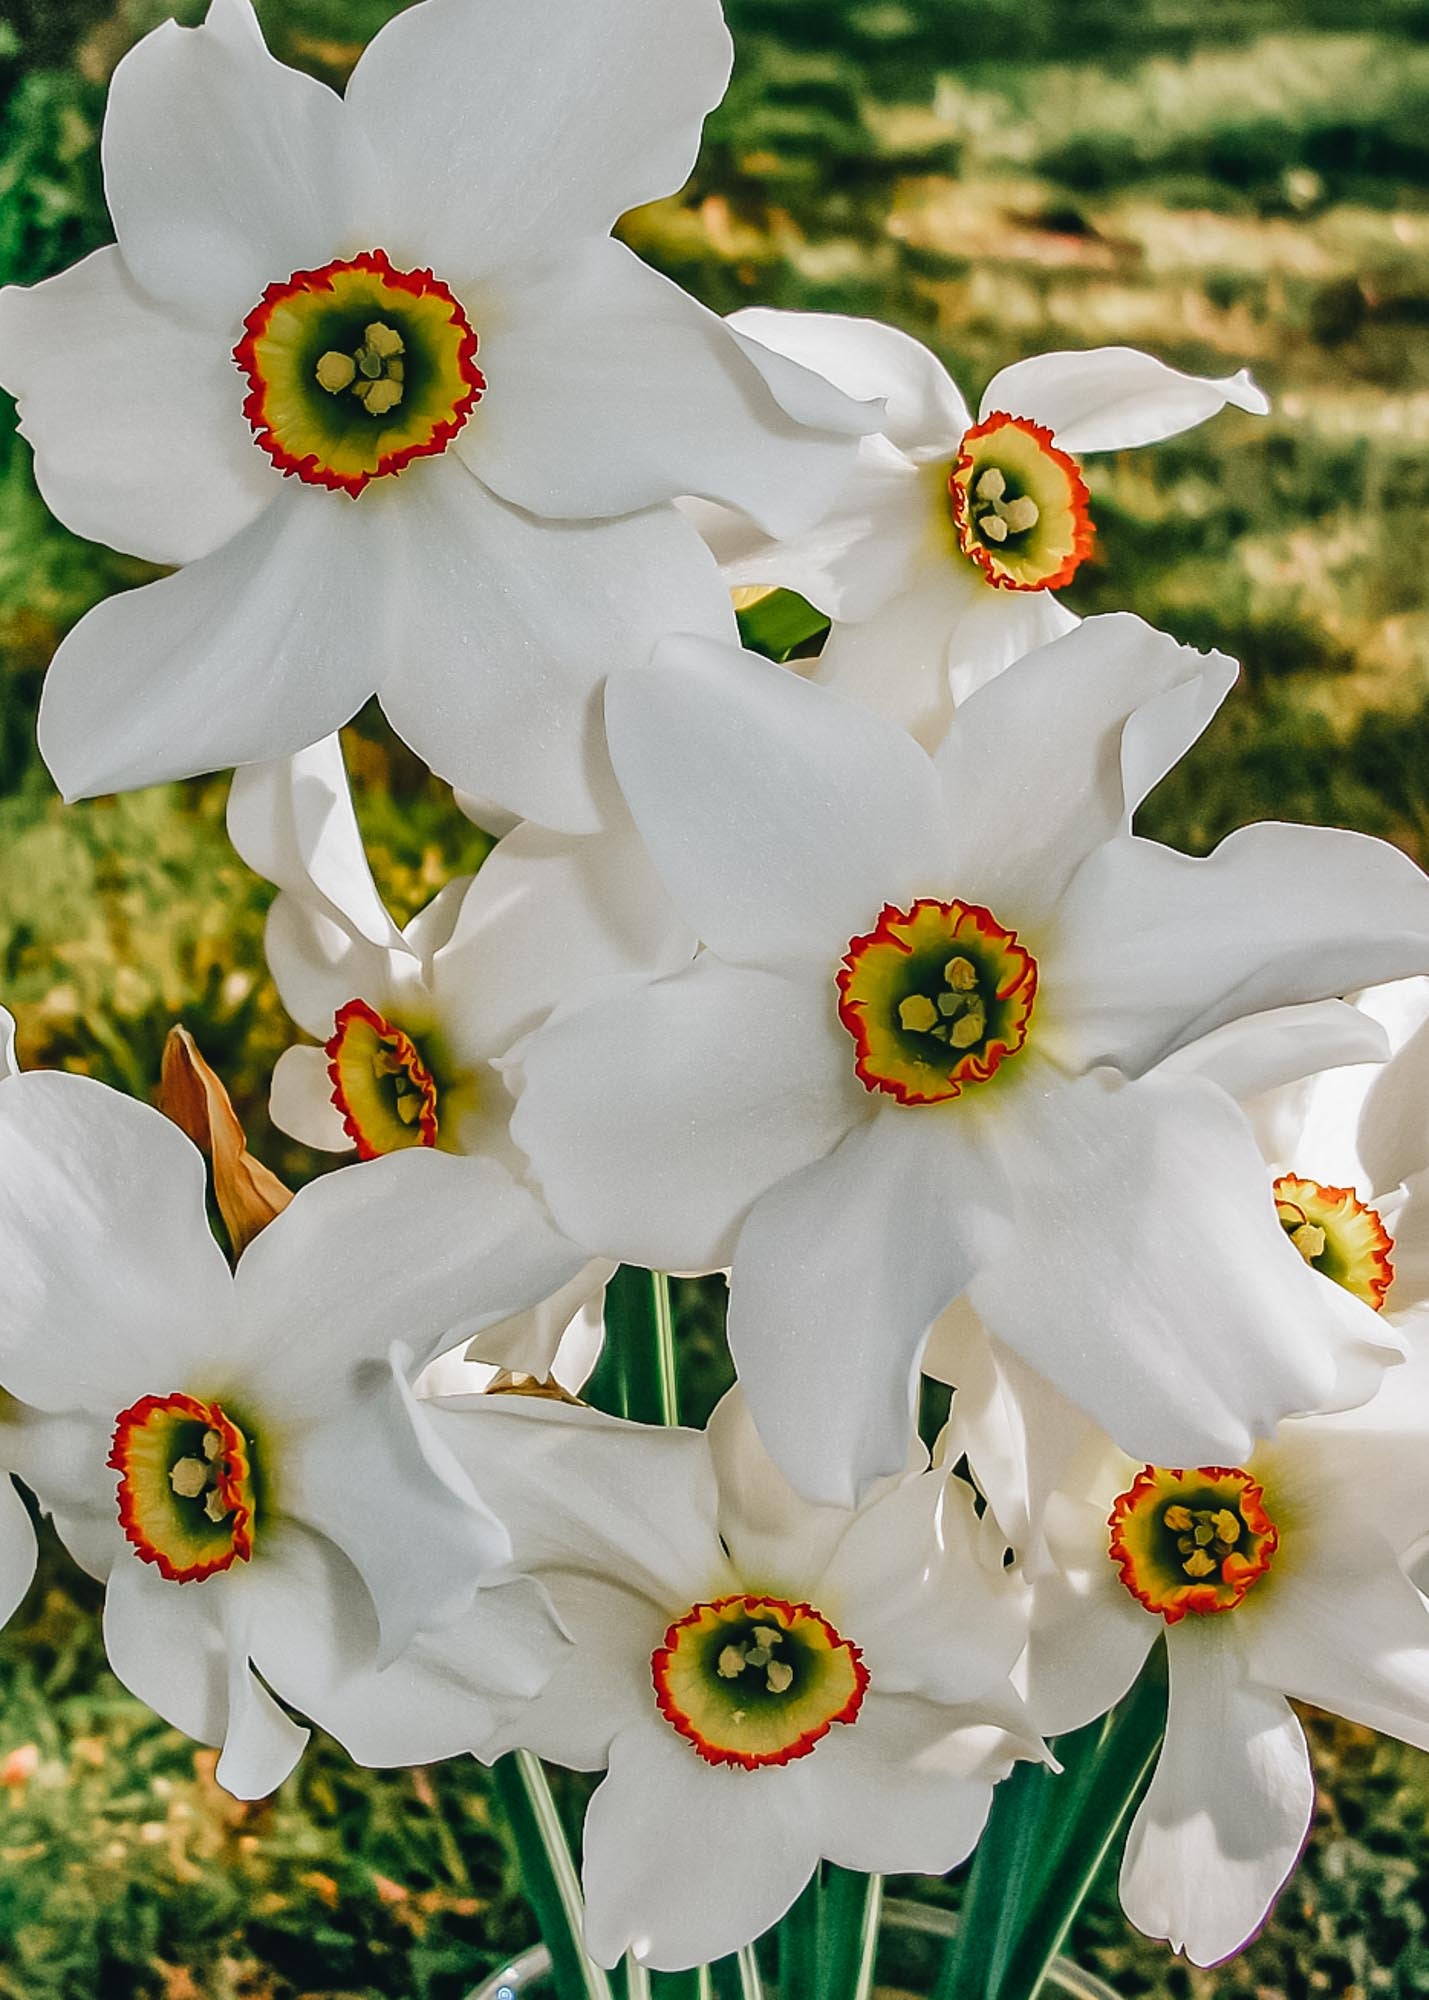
left=109, top=1392, right=257, bottom=1584
left=1109, top=1465, right=1278, bottom=1625
left=947, top=413, right=1094, bottom=592
left=1273, top=1174, right=1395, bottom=1311
left=837, top=898, right=1037, bottom=1105
left=326, top=997, right=441, bottom=1159
left=234, top=249, right=485, bottom=496
left=651, top=1593, right=869, bottom=1769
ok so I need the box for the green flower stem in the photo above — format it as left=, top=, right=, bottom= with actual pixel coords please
left=588, top=1266, right=679, bottom=1426
left=491, top=1750, right=614, bottom=2000
left=734, top=1946, right=765, bottom=2000
left=818, top=1866, right=882, bottom=1998
left=934, top=1660, right=1167, bottom=2000
left=649, top=1971, right=713, bottom=1998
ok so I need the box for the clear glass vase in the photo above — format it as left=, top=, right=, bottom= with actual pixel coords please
left=468, top=1897, right=1120, bottom=1998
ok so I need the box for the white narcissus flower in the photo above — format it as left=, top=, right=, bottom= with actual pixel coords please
left=0, top=0, right=875, bottom=829
left=1008, top=1350, right=1429, bottom=1967
left=427, top=1387, right=1037, bottom=1971
left=512, top=615, right=1429, bottom=1505
left=0, top=1008, right=40, bottom=1633
left=0, top=1071, right=588, bottom=1798
left=702, top=312, right=1267, bottom=746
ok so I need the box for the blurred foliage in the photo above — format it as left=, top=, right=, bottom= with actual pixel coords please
left=0, top=0, right=1427, bottom=1991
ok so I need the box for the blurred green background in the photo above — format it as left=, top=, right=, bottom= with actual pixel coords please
left=1, top=0, right=1428, bottom=1992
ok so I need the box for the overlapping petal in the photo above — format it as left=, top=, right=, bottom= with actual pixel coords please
left=0, top=247, right=274, bottom=564
left=605, top=634, right=950, bottom=966
left=464, top=242, right=872, bottom=533
left=344, top=0, right=731, bottom=281
left=983, top=346, right=1268, bottom=455
left=728, top=308, right=970, bottom=458
left=510, top=958, right=862, bottom=1271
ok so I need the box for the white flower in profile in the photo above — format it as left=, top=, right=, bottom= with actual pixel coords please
left=0, top=1071, right=586, bottom=1797
left=0, top=1008, right=40, bottom=1633
left=0, top=0, right=874, bottom=829
left=1011, top=1349, right=1429, bottom=1967
left=705, top=312, right=1266, bottom=746
left=228, top=734, right=691, bottom=1164
left=428, top=1386, right=1036, bottom=1970
left=512, top=615, right=1429, bottom=1505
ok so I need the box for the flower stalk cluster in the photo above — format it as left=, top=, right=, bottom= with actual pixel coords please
left=2, top=0, right=1429, bottom=1990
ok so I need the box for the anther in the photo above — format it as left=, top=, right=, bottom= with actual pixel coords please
left=899, top=996, right=939, bottom=1033
left=364, top=322, right=405, bottom=359
left=1289, top=1221, right=1327, bottom=1264
left=975, top=468, right=1006, bottom=502
left=1000, top=496, right=1040, bottom=534
left=315, top=351, right=357, bottom=394
left=945, top=958, right=978, bottom=991
left=169, top=1457, right=208, bottom=1499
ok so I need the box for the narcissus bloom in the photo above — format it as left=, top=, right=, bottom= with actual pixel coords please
left=0, top=0, right=872, bottom=828
left=699, top=312, right=1266, bottom=747
left=228, top=735, right=691, bottom=1170
left=430, top=1388, right=1036, bottom=1970
left=512, top=617, right=1429, bottom=1503
left=1009, top=1356, right=1429, bottom=1966
left=0, top=1072, right=585, bottom=1796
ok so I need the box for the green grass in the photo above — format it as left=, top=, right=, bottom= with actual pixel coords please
left=1, top=0, right=1428, bottom=1991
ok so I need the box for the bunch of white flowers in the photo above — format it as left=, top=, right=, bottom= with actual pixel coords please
left=3, top=0, right=1429, bottom=1991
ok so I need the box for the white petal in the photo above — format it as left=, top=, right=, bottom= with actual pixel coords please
left=345, top=0, right=731, bottom=281
left=606, top=633, right=950, bottom=968
left=249, top=1523, right=564, bottom=1765
left=0, top=247, right=273, bottom=564
left=466, top=243, right=871, bottom=535
left=0, top=1479, right=36, bottom=1632
left=1021, top=1493, right=1158, bottom=1737
left=427, top=1396, right=722, bottom=1610
left=0, top=1007, right=16, bottom=1080
left=968, top=1067, right=1398, bottom=1467
left=1243, top=1513, right=1429, bottom=1749
left=1159, top=999, right=1391, bottom=1105
left=213, top=1584, right=311, bottom=1799
left=0, top=1072, right=234, bottom=1412
left=101, top=0, right=365, bottom=324
left=808, top=1695, right=1000, bottom=1875
left=729, top=1109, right=1005, bottom=1506
left=38, top=486, right=393, bottom=802
left=480, top=1570, right=661, bottom=1770
left=432, top=818, right=693, bottom=1070
left=982, top=346, right=1269, bottom=454
left=261, top=898, right=406, bottom=1047
left=936, top=613, right=1236, bottom=929
left=819, top=1472, right=1028, bottom=1702
left=1120, top=1628, right=1311, bottom=1968
left=268, top=1043, right=351, bottom=1151
left=510, top=957, right=862, bottom=1270
left=1358, top=985, right=1429, bottom=1197
left=728, top=309, right=971, bottom=458
left=813, top=556, right=981, bottom=752
left=234, top=1149, right=587, bottom=1395
left=103, top=1553, right=229, bottom=1748
left=228, top=736, right=403, bottom=954
left=581, top=1724, right=821, bottom=1970
left=945, top=586, right=1082, bottom=705
left=706, top=1386, right=868, bottom=1594
left=379, top=457, right=734, bottom=833
left=440, top=1257, right=614, bottom=1388
left=1050, top=823, right=1429, bottom=1077
left=279, top=1349, right=510, bottom=1663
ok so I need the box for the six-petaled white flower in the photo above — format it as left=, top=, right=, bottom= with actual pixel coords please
left=0, top=1070, right=585, bottom=1796
left=512, top=615, right=1429, bottom=1503
left=0, top=0, right=875, bottom=828
left=422, top=1385, right=1038, bottom=1970
left=697, top=312, right=1266, bottom=746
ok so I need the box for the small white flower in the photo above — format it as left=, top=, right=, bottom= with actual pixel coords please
left=700, top=311, right=1267, bottom=746
left=0, top=0, right=874, bottom=827
left=0, top=1070, right=586, bottom=1796
left=512, top=615, right=1429, bottom=1503
left=1012, top=1352, right=1429, bottom=1966
left=428, top=1386, right=1036, bottom=1970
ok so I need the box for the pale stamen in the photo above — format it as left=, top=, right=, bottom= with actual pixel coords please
left=972, top=466, right=1041, bottom=545
left=316, top=319, right=407, bottom=414
left=168, top=1427, right=233, bottom=1523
